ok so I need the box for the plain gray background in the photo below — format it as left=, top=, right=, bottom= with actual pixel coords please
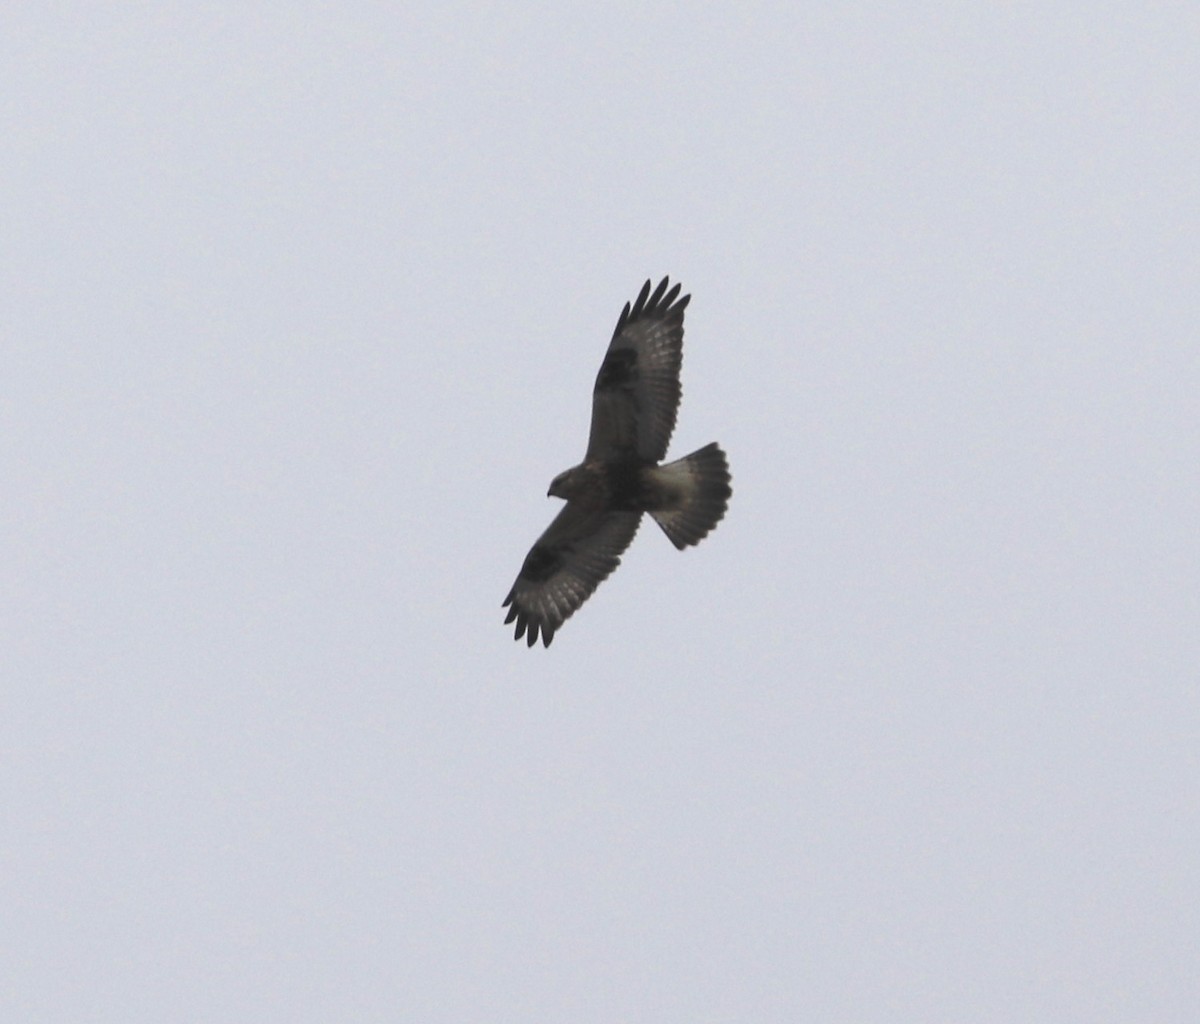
left=3, top=5, right=1197, bottom=1021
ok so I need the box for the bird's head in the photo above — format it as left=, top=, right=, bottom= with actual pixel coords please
left=548, top=465, right=585, bottom=500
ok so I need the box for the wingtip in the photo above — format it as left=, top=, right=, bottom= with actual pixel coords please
left=504, top=603, right=556, bottom=649
left=647, top=276, right=670, bottom=309
left=612, top=276, right=690, bottom=338
left=630, top=278, right=653, bottom=319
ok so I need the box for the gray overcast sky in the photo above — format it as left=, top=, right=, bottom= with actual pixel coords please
left=3, top=5, right=1198, bottom=1021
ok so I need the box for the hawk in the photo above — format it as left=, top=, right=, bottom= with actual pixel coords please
left=503, top=277, right=732, bottom=647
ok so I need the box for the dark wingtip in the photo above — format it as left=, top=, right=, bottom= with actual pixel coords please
left=613, top=276, right=689, bottom=338
left=507, top=608, right=548, bottom=648
left=633, top=278, right=652, bottom=309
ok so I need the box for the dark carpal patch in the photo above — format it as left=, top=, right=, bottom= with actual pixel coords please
left=595, top=347, right=637, bottom=391
left=520, top=543, right=563, bottom=582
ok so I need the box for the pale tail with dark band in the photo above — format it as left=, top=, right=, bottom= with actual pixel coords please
left=648, top=442, right=732, bottom=550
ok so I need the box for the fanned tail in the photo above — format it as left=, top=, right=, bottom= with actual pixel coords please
left=648, top=442, right=731, bottom=550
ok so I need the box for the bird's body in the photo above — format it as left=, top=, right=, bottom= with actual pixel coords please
left=503, top=277, right=731, bottom=647
left=549, top=458, right=686, bottom=514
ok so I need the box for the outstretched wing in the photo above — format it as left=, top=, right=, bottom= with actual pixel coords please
left=503, top=504, right=642, bottom=647
left=586, top=277, right=689, bottom=462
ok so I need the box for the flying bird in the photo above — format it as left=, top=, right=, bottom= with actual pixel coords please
left=503, top=277, right=731, bottom=647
